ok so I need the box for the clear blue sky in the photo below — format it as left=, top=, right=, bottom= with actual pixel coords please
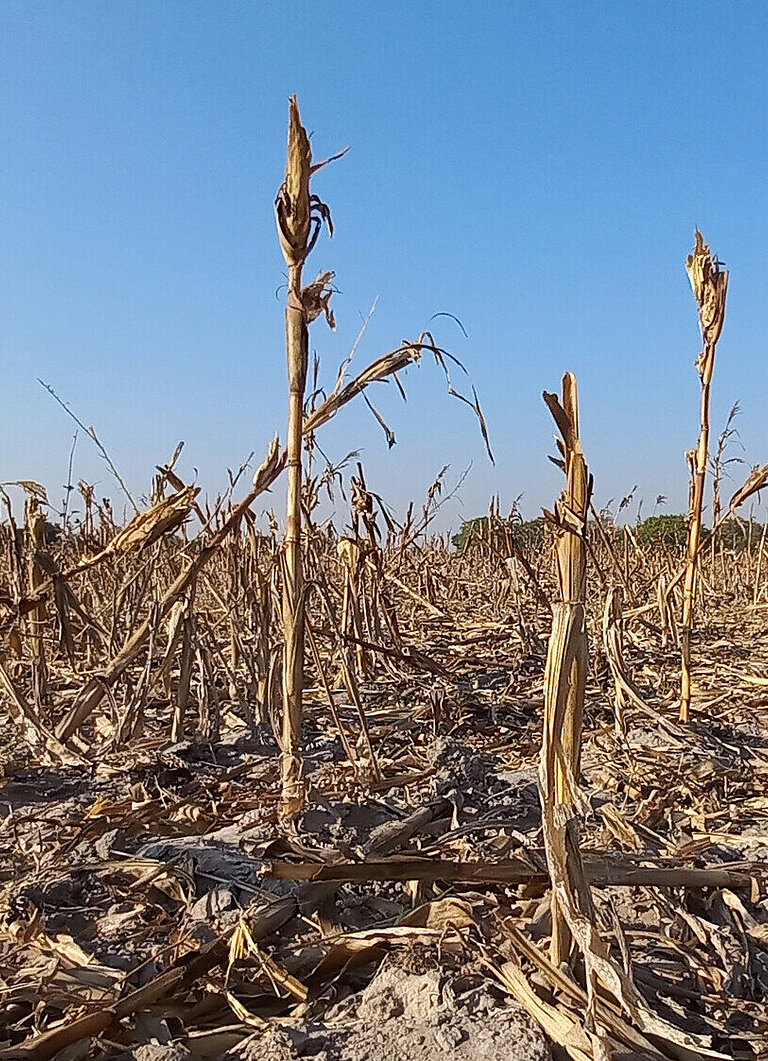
left=2, top=1, right=768, bottom=531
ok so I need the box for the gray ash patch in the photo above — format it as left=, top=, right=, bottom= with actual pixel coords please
left=230, top=962, right=550, bottom=1061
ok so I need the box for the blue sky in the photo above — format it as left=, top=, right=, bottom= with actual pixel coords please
left=2, top=1, right=768, bottom=531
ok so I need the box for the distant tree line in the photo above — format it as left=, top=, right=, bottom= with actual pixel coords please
left=451, top=516, right=546, bottom=553
left=452, top=512, right=766, bottom=553
left=633, top=514, right=765, bottom=550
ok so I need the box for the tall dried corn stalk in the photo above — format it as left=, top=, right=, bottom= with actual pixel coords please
left=540, top=373, right=592, bottom=966
left=274, top=97, right=338, bottom=816
left=679, top=231, right=728, bottom=722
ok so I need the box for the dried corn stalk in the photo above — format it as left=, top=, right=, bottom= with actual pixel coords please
left=602, top=587, right=627, bottom=735
left=276, top=97, right=313, bottom=817
left=540, top=373, right=592, bottom=969
left=275, top=97, right=341, bottom=817
left=680, top=230, right=728, bottom=722
left=24, top=495, right=48, bottom=706
left=538, top=375, right=722, bottom=1060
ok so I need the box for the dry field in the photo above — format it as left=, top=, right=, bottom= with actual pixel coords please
left=1, top=99, right=768, bottom=1061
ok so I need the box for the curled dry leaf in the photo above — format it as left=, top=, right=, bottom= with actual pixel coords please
left=685, top=228, right=729, bottom=353
left=275, top=96, right=312, bottom=268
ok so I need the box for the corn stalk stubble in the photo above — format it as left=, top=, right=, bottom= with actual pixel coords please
left=540, top=373, right=592, bottom=970
left=539, top=374, right=725, bottom=1059
left=54, top=440, right=285, bottom=745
